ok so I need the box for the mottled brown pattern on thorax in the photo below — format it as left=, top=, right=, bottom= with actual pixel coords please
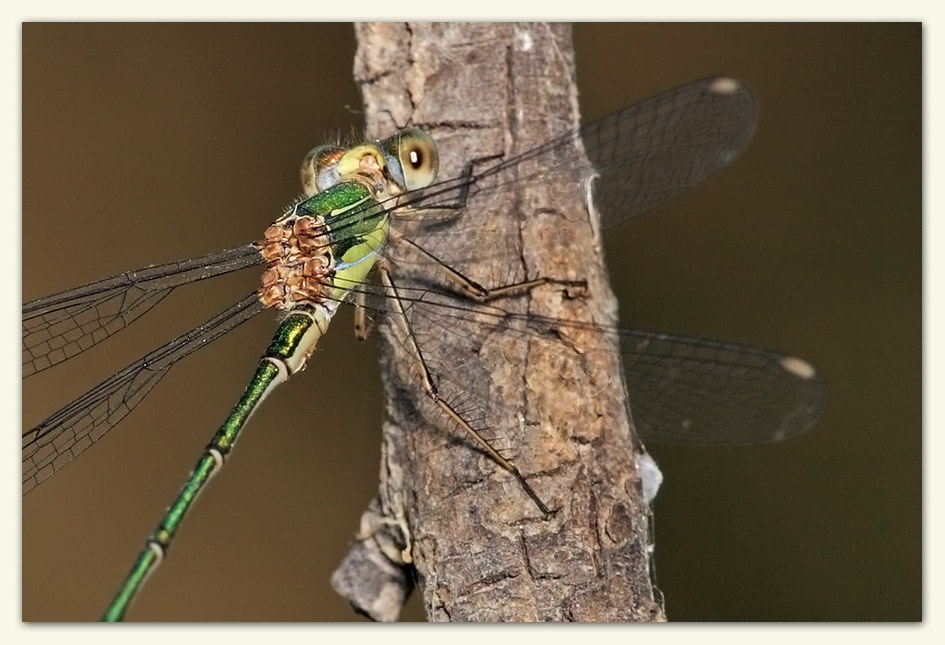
left=257, top=215, right=335, bottom=309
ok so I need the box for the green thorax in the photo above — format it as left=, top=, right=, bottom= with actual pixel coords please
left=257, top=177, right=391, bottom=310
left=300, top=178, right=390, bottom=304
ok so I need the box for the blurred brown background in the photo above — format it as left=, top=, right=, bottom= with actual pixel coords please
left=22, top=23, right=920, bottom=621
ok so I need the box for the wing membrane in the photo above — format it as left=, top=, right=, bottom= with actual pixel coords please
left=351, top=279, right=827, bottom=447
left=23, top=245, right=263, bottom=376
left=376, top=76, right=756, bottom=233
left=22, top=293, right=265, bottom=493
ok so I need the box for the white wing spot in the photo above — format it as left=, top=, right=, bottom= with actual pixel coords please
left=780, top=356, right=817, bottom=380
left=709, top=77, right=741, bottom=96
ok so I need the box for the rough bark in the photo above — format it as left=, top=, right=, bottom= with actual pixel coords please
left=332, top=22, right=663, bottom=623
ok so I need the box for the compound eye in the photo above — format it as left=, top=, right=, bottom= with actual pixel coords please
left=299, top=144, right=345, bottom=196
left=396, top=128, right=438, bottom=191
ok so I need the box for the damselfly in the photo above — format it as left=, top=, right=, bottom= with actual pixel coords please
left=22, top=77, right=827, bottom=620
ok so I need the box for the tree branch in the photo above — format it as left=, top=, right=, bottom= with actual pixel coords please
left=333, top=21, right=663, bottom=623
